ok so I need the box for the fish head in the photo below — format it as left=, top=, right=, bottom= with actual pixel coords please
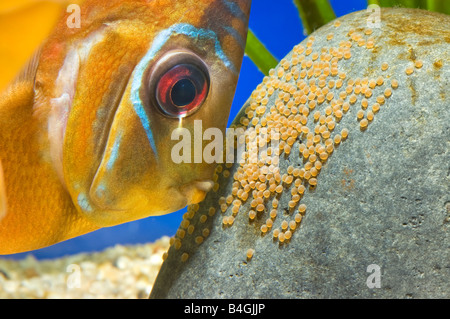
left=35, top=0, right=251, bottom=227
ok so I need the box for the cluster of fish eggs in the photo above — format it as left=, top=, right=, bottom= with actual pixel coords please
left=164, top=19, right=424, bottom=263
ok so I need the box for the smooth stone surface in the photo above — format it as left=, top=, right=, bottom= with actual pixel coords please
left=151, top=8, right=449, bottom=298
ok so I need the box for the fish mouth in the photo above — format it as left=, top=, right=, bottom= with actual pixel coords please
left=179, top=180, right=214, bottom=205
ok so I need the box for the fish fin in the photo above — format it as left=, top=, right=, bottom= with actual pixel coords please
left=0, top=159, right=6, bottom=221
left=11, top=46, right=42, bottom=87
left=0, top=0, right=85, bottom=93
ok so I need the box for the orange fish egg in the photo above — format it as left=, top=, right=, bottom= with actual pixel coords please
left=246, top=249, right=255, bottom=259
left=284, top=230, right=292, bottom=240
left=406, top=66, right=414, bottom=75
left=391, top=79, right=399, bottom=89
left=360, top=119, right=369, bottom=129
left=273, top=229, right=280, bottom=238
left=298, top=204, right=307, bottom=213
left=341, top=128, right=349, bottom=139
left=181, top=253, right=189, bottom=262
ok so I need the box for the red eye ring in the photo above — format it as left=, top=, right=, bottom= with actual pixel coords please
left=155, top=63, right=209, bottom=118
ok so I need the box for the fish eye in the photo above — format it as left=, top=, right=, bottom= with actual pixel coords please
left=149, top=51, right=210, bottom=118
left=156, top=64, right=208, bottom=117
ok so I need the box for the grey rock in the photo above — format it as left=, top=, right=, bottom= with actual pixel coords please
left=151, top=8, right=450, bottom=298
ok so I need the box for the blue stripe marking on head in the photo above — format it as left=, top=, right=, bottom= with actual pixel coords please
left=222, top=0, right=248, bottom=24
left=223, top=26, right=246, bottom=50
left=106, top=131, right=122, bottom=171
left=130, top=23, right=237, bottom=159
left=77, top=193, right=93, bottom=213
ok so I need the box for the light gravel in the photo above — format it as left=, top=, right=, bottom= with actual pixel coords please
left=0, top=236, right=170, bottom=299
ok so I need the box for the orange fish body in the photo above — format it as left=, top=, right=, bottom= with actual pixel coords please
left=0, top=0, right=251, bottom=254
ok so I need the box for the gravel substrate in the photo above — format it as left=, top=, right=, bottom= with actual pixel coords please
left=0, top=236, right=170, bottom=299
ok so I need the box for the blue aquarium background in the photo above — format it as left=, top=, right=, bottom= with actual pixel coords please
left=4, top=0, right=367, bottom=260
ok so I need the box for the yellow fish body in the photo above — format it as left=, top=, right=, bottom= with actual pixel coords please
left=0, top=0, right=250, bottom=254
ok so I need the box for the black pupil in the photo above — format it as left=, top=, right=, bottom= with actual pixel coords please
left=171, top=78, right=196, bottom=107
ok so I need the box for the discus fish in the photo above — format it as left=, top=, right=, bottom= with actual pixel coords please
left=0, top=0, right=251, bottom=254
